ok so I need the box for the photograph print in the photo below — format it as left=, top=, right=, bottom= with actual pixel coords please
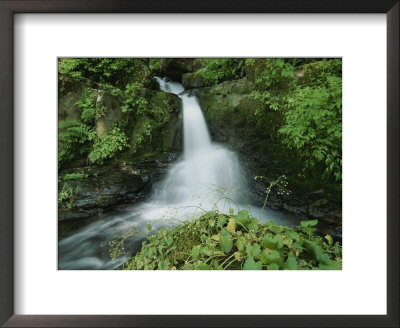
left=58, top=58, right=342, bottom=270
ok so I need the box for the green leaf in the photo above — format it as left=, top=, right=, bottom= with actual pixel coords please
left=269, top=225, right=284, bottom=233
left=325, top=234, right=333, bottom=246
left=191, top=246, right=200, bottom=260
left=334, top=242, right=341, bottom=257
left=303, top=240, right=330, bottom=264
left=319, top=260, right=342, bottom=270
left=286, top=231, right=301, bottom=242
left=248, top=243, right=262, bottom=259
left=282, top=236, right=293, bottom=248
left=292, top=242, right=304, bottom=254
left=235, top=210, right=250, bottom=226
left=243, top=256, right=262, bottom=270
left=213, top=262, right=223, bottom=270
left=300, top=219, right=318, bottom=227
left=183, top=263, right=194, bottom=270
left=196, top=263, right=212, bottom=270
left=220, top=228, right=233, bottom=253
left=146, top=223, right=152, bottom=232
left=284, top=251, right=298, bottom=270
left=165, top=236, right=173, bottom=247
left=261, top=249, right=282, bottom=265
left=217, top=216, right=227, bottom=228
left=301, top=227, right=317, bottom=235
left=262, top=234, right=284, bottom=249
left=262, top=234, right=276, bottom=249
left=268, top=263, right=280, bottom=270
left=249, top=218, right=259, bottom=232
left=158, top=260, right=169, bottom=270
left=274, top=235, right=284, bottom=249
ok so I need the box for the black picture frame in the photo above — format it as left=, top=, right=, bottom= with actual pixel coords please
left=0, top=1, right=398, bottom=327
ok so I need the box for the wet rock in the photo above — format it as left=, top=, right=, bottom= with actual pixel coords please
left=182, top=73, right=204, bottom=89
left=58, top=153, right=177, bottom=221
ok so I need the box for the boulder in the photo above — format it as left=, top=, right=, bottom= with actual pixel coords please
left=182, top=73, right=204, bottom=89
left=196, top=78, right=259, bottom=141
left=95, top=90, right=124, bottom=136
left=58, top=91, right=82, bottom=122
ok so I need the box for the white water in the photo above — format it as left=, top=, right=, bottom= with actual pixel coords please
left=153, top=77, right=245, bottom=205
left=58, top=77, right=299, bottom=269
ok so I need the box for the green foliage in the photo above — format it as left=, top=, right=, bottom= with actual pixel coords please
left=58, top=182, right=80, bottom=208
left=63, top=173, right=88, bottom=180
left=219, top=228, right=233, bottom=253
left=247, top=59, right=295, bottom=116
left=121, top=82, right=148, bottom=114
left=58, top=58, right=156, bottom=168
left=59, top=58, right=149, bottom=89
left=247, top=58, right=296, bottom=90
left=58, top=120, right=94, bottom=168
left=75, top=88, right=97, bottom=124
left=149, top=58, right=161, bottom=71
left=279, top=74, right=342, bottom=181
left=247, top=59, right=342, bottom=182
left=123, top=210, right=342, bottom=270
left=197, top=58, right=246, bottom=86
left=109, top=228, right=136, bottom=262
left=88, top=126, right=129, bottom=164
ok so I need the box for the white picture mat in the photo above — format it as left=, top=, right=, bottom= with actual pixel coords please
left=14, top=14, right=387, bottom=315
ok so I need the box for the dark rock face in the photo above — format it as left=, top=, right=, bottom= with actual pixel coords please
left=159, top=58, right=195, bottom=81
left=58, top=153, right=177, bottom=221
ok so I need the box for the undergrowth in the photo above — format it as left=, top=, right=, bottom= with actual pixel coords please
left=122, top=210, right=341, bottom=270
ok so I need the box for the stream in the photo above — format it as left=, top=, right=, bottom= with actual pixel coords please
left=58, top=77, right=302, bottom=270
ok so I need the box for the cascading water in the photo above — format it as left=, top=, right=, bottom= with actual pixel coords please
left=58, top=77, right=299, bottom=270
left=153, top=77, right=245, bottom=205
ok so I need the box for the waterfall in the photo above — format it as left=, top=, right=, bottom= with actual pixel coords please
left=154, top=77, right=245, bottom=205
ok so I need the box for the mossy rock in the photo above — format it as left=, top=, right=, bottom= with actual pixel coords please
left=182, top=73, right=204, bottom=89
left=196, top=78, right=259, bottom=133
left=193, top=58, right=206, bottom=71
left=121, top=89, right=182, bottom=160
left=95, top=91, right=125, bottom=136
left=58, top=91, right=82, bottom=122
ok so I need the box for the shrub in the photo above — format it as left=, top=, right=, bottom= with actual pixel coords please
left=58, top=120, right=94, bottom=168
left=123, top=210, right=342, bottom=270
left=88, top=126, right=129, bottom=164
left=58, top=182, right=80, bottom=208
left=196, top=58, right=246, bottom=86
